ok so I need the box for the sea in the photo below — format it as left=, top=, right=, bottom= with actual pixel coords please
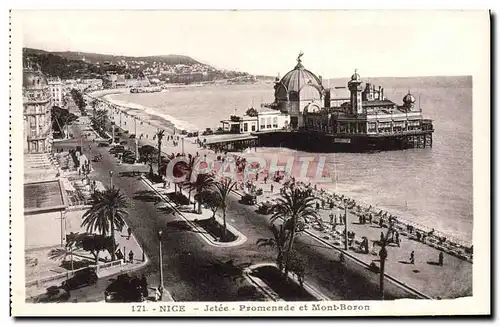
left=105, top=76, right=473, bottom=243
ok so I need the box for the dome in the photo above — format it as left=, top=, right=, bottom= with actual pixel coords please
left=350, top=69, right=361, bottom=82
left=23, top=69, right=48, bottom=89
left=403, top=92, right=416, bottom=104
left=279, top=67, right=323, bottom=93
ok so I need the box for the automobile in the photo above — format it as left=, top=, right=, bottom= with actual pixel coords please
left=241, top=194, right=257, bottom=205
left=120, top=140, right=128, bottom=145
left=256, top=202, right=275, bottom=215
left=97, top=142, right=109, bottom=147
left=36, top=286, right=70, bottom=303
left=61, top=269, right=98, bottom=291
left=92, top=154, right=103, bottom=162
left=122, top=157, right=136, bottom=164
left=105, top=274, right=145, bottom=303
left=129, top=134, right=136, bottom=139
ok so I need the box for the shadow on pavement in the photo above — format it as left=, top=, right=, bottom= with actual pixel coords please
left=133, top=190, right=161, bottom=203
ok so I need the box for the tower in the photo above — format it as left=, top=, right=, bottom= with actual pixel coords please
left=348, top=69, right=363, bottom=115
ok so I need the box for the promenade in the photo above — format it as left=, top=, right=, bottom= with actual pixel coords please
left=87, top=96, right=472, bottom=300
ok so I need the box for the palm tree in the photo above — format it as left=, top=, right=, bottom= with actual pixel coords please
left=257, top=223, right=288, bottom=272
left=271, top=186, right=318, bottom=278
left=81, top=188, right=128, bottom=261
left=185, top=155, right=197, bottom=202
left=213, top=177, right=237, bottom=239
left=155, top=129, right=165, bottom=175
left=198, top=190, right=222, bottom=219
left=189, top=173, right=215, bottom=213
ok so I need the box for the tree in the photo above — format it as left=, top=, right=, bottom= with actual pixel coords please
left=198, top=190, right=222, bottom=219
left=139, top=145, right=158, bottom=179
left=213, top=177, right=237, bottom=239
left=288, top=251, right=307, bottom=287
left=245, top=107, right=258, bottom=117
left=155, top=130, right=165, bottom=175
left=91, top=98, right=99, bottom=120
left=271, top=186, right=318, bottom=279
left=185, top=155, right=197, bottom=202
left=90, top=109, right=108, bottom=132
left=189, top=173, right=215, bottom=213
left=81, top=188, right=128, bottom=261
left=257, top=223, right=288, bottom=272
left=51, top=106, right=78, bottom=138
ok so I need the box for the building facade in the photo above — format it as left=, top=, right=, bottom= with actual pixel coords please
left=220, top=107, right=289, bottom=134
left=48, top=77, right=63, bottom=107
left=23, top=64, right=53, bottom=154
left=304, top=70, right=433, bottom=138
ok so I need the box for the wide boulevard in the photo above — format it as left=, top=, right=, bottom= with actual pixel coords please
left=52, top=108, right=414, bottom=302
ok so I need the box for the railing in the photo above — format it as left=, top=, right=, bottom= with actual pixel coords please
left=26, top=259, right=124, bottom=288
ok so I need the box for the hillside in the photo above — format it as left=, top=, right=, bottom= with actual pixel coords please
left=50, top=51, right=202, bottom=66
left=22, top=48, right=251, bottom=82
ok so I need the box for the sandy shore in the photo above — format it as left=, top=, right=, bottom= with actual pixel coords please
left=87, top=90, right=472, bottom=249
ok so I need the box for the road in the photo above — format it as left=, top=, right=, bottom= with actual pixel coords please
left=47, top=109, right=415, bottom=302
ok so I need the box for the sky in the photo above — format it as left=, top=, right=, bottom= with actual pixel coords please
left=15, top=10, right=489, bottom=78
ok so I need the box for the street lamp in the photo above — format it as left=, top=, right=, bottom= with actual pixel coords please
left=158, top=229, right=164, bottom=301
left=109, top=170, right=114, bottom=189
left=344, top=199, right=348, bottom=250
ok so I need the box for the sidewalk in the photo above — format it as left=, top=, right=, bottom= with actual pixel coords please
left=234, top=175, right=473, bottom=299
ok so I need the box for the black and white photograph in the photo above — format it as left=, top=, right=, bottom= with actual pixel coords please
left=9, top=9, right=490, bottom=317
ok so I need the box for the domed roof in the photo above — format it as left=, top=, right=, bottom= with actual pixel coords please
left=23, top=68, right=48, bottom=89
left=403, top=91, right=416, bottom=104
left=278, top=53, right=324, bottom=93
left=350, top=69, right=361, bottom=82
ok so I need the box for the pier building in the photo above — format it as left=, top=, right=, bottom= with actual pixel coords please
left=257, top=54, right=434, bottom=152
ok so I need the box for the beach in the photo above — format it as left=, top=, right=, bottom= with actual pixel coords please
left=88, top=76, right=473, bottom=244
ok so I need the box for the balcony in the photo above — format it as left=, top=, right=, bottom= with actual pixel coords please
left=23, top=89, right=51, bottom=104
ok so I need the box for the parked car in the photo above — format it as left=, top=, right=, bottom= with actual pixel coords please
left=129, top=134, right=136, bottom=139
left=256, top=202, right=275, bottom=215
left=97, top=142, right=109, bottom=147
left=241, top=194, right=257, bottom=205
left=122, top=157, right=136, bottom=164
left=36, top=286, right=70, bottom=303
left=61, top=269, right=98, bottom=291
left=104, top=274, right=145, bottom=303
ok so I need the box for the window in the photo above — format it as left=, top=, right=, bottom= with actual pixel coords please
left=251, top=125, right=256, bottom=131
left=260, top=118, right=265, bottom=129
left=266, top=117, right=272, bottom=129
left=273, top=117, right=278, bottom=128
left=244, top=123, right=248, bottom=132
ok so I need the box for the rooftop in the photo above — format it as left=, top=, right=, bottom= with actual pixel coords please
left=362, top=99, right=396, bottom=107
left=24, top=180, right=66, bottom=214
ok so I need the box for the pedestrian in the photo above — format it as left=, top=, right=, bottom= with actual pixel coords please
left=438, top=251, right=444, bottom=266
left=127, top=227, right=132, bottom=240
left=129, top=250, right=134, bottom=263
left=270, top=184, right=274, bottom=193
left=410, top=251, right=415, bottom=264
left=380, top=232, right=385, bottom=243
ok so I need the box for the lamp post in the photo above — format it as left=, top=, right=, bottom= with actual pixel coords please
left=158, top=229, right=164, bottom=301
left=344, top=199, right=348, bottom=250
left=134, top=117, right=139, bottom=162
left=109, top=170, right=114, bottom=189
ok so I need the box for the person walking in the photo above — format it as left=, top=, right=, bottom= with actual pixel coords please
left=409, top=251, right=415, bottom=264
left=438, top=251, right=444, bottom=266
left=129, top=250, right=134, bottom=264
left=270, top=184, right=274, bottom=193
left=127, top=227, right=132, bottom=240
